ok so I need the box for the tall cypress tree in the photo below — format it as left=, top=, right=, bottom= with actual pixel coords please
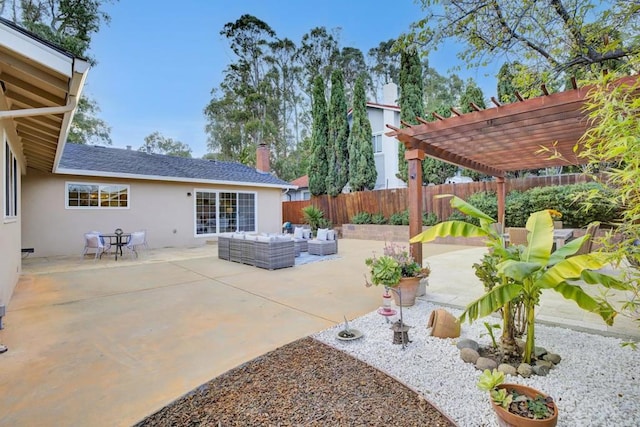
left=348, top=75, right=377, bottom=191
left=326, top=69, right=350, bottom=196
left=398, top=49, right=424, bottom=182
left=308, top=75, right=329, bottom=195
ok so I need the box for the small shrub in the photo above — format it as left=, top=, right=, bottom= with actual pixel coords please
left=422, top=212, right=438, bottom=226
left=371, top=213, right=387, bottom=224
left=447, top=211, right=468, bottom=222
left=389, top=210, right=410, bottom=225
left=351, top=211, right=372, bottom=224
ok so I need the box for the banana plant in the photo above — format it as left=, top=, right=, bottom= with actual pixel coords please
left=410, top=195, right=519, bottom=354
left=461, top=210, right=628, bottom=363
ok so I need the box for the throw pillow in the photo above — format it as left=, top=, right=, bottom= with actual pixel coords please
left=327, top=230, right=336, bottom=241
left=293, top=227, right=304, bottom=239
left=317, top=228, right=329, bottom=241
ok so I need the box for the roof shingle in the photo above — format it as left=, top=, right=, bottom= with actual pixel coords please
left=58, top=144, right=292, bottom=188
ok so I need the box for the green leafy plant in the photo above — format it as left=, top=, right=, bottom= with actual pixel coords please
left=527, top=395, right=552, bottom=419
left=411, top=195, right=628, bottom=363
left=389, top=210, right=409, bottom=225
left=371, top=212, right=387, bottom=224
left=351, top=211, right=372, bottom=224
left=477, top=369, right=512, bottom=408
left=365, top=242, right=430, bottom=288
left=302, top=205, right=325, bottom=233
left=481, top=322, right=501, bottom=349
left=365, top=255, right=401, bottom=287
left=422, top=212, right=438, bottom=226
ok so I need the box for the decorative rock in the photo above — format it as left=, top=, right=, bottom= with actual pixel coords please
left=515, top=338, right=525, bottom=352
left=460, top=348, right=480, bottom=363
left=517, top=363, right=533, bottom=378
left=498, top=363, right=517, bottom=377
left=543, top=353, right=562, bottom=364
left=475, top=357, right=498, bottom=371
left=456, top=339, right=479, bottom=351
left=532, top=364, right=551, bottom=376
left=535, top=360, right=554, bottom=370
left=534, top=346, right=547, bottom=358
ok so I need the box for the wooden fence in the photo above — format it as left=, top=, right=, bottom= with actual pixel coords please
left=282, top=174, right=594, bottom=226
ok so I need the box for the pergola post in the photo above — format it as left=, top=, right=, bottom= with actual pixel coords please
left=496, top=176, right=506, bottom=233
left=405, top=148, right=425, bottom=266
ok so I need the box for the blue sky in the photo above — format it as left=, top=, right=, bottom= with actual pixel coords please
left=88, top=1, right=499, bottom=157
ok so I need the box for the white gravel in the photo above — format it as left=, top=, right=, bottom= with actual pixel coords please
left=313, top=299, right=640, bottom=427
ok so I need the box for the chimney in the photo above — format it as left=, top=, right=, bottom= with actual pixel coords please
left=256, top=143, right=270, bottom=173
left=383, top=82, right=398, bottom=105
left=126, top=145, right=131, bottom=150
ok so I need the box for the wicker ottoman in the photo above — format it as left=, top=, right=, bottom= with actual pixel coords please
left=308, top=239, right=337, bottom=255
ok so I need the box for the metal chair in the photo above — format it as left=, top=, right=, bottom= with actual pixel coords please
left=82, top=233, right=111, bottom=260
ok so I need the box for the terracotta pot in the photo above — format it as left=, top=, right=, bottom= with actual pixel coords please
left=491, top=384, right=558, bottom=427
left=391, top=277, right=420, bottom=306
left=427, top=308, right=460, bottom=338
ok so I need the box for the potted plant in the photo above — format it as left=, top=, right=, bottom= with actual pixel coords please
left=477, top=369, right=558, bottom=427
left=365, top=242, right=430, bottom=306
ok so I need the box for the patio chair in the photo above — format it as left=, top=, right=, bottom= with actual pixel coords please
left=573, top=222, right=600, bottom=256
left=507, top=227, right=528, bottom=246
left=308, top=228, right=338, bottom=256
left=82, top=232, right=111, bottom=260
left=124, top=231, right=146, bottom=259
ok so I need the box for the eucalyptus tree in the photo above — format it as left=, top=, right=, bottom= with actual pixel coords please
left=297, top=26, right=340, bottom=95
left=2, top=0, right=116, bottom=145
left=339, top=46, right=369, bottom=101
left=326, top=69, right=350, bottom=196
left=368, top=39, right=400, bottom=102
left=307, top=75, right=329, bottom=195
left=348, top=75, right=377, bottom=191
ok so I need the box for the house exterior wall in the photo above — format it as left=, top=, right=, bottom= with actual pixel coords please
left=22, top=169, right=284, bottom=257
left=1, top=124, right=23, bottom=308
left=283, top=188, right=310, bottom=202
left=367, top=105, right=403, bottom=190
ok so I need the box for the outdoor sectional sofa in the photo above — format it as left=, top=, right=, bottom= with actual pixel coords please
left=218, top=233, right=296, bottom=270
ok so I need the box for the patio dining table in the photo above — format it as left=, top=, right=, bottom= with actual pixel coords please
left=101, top=232, right=131, bottom=261
left=553, top=228, right=574, bottom=249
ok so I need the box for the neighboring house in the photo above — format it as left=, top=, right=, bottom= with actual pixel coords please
left=0, top=17, right=90, bottom=310
left=22, top=143, right=294, bottom=257
left=348, top=82, right=404, bottom=190
left=284, top=175, right=309, bottom=201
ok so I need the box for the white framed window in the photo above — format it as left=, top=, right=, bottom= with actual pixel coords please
left=195, top=190, right=256, bottom=235
left=66, top=182, right=129, bottom=209
left=4, top=141, right=17, bottom=218
left=372, top=133, right=383, bottom=153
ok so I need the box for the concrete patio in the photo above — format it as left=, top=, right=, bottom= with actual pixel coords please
left=0, top=240, right=637, bottom=426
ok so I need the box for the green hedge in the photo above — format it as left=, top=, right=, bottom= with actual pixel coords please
left=460, top=182, right=619, bottom=227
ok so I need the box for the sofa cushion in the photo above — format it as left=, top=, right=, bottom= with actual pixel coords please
left=293, top=227, right=304, bottom=239
left=317, top=228, right=329, bottom=241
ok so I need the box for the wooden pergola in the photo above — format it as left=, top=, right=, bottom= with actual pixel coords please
left=386, top=74, right=639, bottom=264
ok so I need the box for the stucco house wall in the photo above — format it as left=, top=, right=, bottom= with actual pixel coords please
left=22, top=169, right=284, bottom=256
left=1, top=126, right=23, bottom=308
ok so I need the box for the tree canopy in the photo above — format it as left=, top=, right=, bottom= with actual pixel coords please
left=407, top=0, right=640, bottom=88
left=1, top=0, right=115, bottom=145
left=348, top=75, right=377, bottom=191
left=139, top=132, right=192, bottom=158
